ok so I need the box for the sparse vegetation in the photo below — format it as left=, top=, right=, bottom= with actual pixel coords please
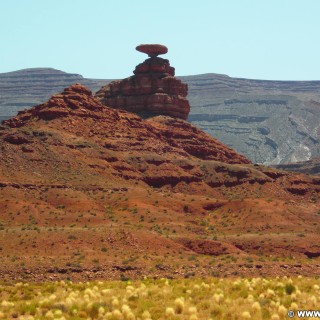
left=0, top=277, right=319, bottom=319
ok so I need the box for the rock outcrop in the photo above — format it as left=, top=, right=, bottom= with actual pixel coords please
left=3, top=83, right=105, bottom=128
left=2, top=83, right=249, bottom=165
left=0, top=68, right=108, bottom=120
left=95, top=44, right=190, bottom=120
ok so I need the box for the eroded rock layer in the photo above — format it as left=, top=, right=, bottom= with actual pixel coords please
left=95, top=44, right=190, bottom=120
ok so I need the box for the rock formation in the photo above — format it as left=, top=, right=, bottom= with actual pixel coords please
left=95, top=44, right=190, bottom=120
left=2, top=83, right=249, bottom=165
left=3, top=83, right=105, bottom=128
left=0, top=68, right=107, bottom=121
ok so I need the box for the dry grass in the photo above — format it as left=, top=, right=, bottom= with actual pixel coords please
left=0, top=276, right=319, bottom=319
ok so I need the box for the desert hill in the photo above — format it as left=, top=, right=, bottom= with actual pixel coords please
left=1, top=68, right=320, bottom=165
left=0, top=84, right=319, bottom=281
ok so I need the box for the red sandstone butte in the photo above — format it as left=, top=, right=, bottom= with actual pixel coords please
left=95, top=44, right=190, bottom=120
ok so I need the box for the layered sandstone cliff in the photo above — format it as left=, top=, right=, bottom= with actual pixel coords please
left=95, top=44, right=190, bottom=120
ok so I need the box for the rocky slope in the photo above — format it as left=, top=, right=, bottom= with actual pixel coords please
left=1, top=69, right=320, bottom=164
left=0, top=84, right=320, bottom=280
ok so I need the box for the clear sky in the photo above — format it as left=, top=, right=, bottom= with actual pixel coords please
left=1, top=0, right=320, bottom=80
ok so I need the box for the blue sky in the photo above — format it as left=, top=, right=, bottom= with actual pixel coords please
left=1, top=0, right=320, bottom=80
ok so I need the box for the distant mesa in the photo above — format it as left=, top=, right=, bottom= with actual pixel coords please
left=95, top=44, right=190, bottom=120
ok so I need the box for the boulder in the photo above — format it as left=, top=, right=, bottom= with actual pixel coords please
left=136, top=44, right=168, bottom=57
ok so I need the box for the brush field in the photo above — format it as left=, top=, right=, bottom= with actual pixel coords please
left=1, top=277, right=319, bottom=319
